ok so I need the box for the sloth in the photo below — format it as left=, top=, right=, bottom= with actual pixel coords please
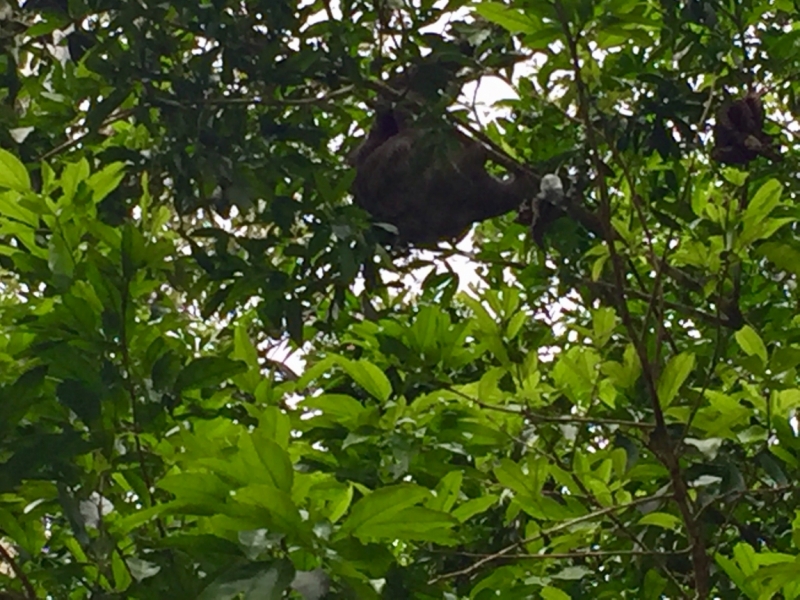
left=711, top=92, right=781, bottom=165
left=348, top=107, right=533, bottom=245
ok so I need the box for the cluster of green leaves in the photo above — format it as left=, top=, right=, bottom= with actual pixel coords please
left=1, top=0, right=800, bottom=598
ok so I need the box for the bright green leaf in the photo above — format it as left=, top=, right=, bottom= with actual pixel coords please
left=592, top=306, right=617, bottom=347
left=0, top=148, right=30, bottom=192
left=87, top=161, right=126, bottom=204
left=339, top=484, right=431, bottom=537
left=428, top=471, right=462, bottom=513
left=452, top=495, right=498, bottom=522
left=352, top=506, right=458, bottom=544
left=638, top=512, right=682, bottom=530
left=657, top=352, right=695, bottom=407
left=336, top=357, right=392, bottom=402
left=735, top=325, right=768, bottom=364
left=744, top=179, right=783, bottom=226
left=473, top=3, right=541, bottom=33
left=541, top=586, right=571, bottom=600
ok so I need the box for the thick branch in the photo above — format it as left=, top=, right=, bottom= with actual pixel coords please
left=553, top=3, right=710, bottom=596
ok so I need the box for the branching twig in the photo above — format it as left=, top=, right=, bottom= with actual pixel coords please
left=37, top=108, right=136, bottom=162
left=151, top=84, right=355, bottom=109
left=580, top=278, right=737, bottom=329
left=0, top=540, right=36, bottom=599
left=553, top=2, right=710, bottom=595
left=449, top=547, right=691, bottom=560
left=429, top=492, right=673, bottom=584
left=119, top=273, right=167, bottom=538
left=446, top=386, right=655, bottom=429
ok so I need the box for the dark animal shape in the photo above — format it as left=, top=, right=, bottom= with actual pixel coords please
left=711, top=93, right=781, bottom=165
left=348, top=108, right=532, bottom=245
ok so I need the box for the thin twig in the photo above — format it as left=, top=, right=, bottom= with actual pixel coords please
left=552, top=2, right=710, bottom=595
left=448, top=547, right=691, bottom=560
left=446, top=386, right=655, bottom=429
left=429, top=493, right=673, bottom=584
left=37, top=108, right=136, bottom=162
left=0, top=540, right=36, bottom=599
left=119, top=274, right=166, bottom=538
left=152, top=84, right=355, bottom=109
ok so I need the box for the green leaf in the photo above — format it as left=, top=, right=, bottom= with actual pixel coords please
left=506, top=311, right=527, bottom=339
left=592, top=306, right=617, bottom=347
left=233, top=322, right=259, bottom=369
left=0, top=190, right=38, bottom=226
left=174, top=357, right=248, bottom=392
left=246, top=432, right=294, bottom=493
left=336, top=357, right=392, bottom=402
left=515, top=495, right=578, bottom=520
left=740, top=179, right=790, bottom=245
left=327, top=484, right=353, bottom=524
left=339, top=484, right=431, bottom=537
left=48, top=232, right=74, bottom=281
left=254, top=406, right=291, bottom=449
left=474, top=3, right=542, bottom=33
left=553, top=565, right=593, bottom=580
left=197, top=560, right=294, bottom=600
left=759, top=242, right=800, bottom=278
left=158, top=472, right=231, bottom=513
left=744, top=179, right=783, bottom=226
left=408, top=305, right=447, bottom=357
left=302, top=393, right=368, bottom=428
left=463, top=295, right=500, bottom=335
left=353, top=506, right=458, bottom=544
left=735, top=325, right=768, bottom=364
left=0, top=148, right=30, bottom=192
left=0, top=508, right=36, bottom=554
left=494, top=458, right=537, bottom=497
left=428, top=471, right=462, bottom=513
left=112, top=551, right=133, bottom=590
left=638, top=512, right=682, bottom=529
left=60, top=159, right=91, bottom=203
left=541, top=587, right=571, bottom=600
left=233, top=484, right=303, bottom=535
left=714, top=553, right=752, bottom=597
left=642, top=569, right=668, bottom=600
left=451, top=495, right=498, bottom=522
left=233, top=322, right=261, bottom=393
left=718, top=164, right=748, bottom=186
left=657, top=352, right=695, bottom=407
left=87, top=161, right=126, bottom=204
left=793, top=510, right=800, bottom=551
left=477, top=367, right=503, bottom=403
left=740, top=217, right=793, bottom=246
left=121, top=223, right=148, bottom=275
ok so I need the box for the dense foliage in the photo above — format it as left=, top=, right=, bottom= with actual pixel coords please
left=1, top=0, right=800, bottom=597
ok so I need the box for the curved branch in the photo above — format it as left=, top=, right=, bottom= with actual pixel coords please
left=0, top=540, right=36, bottom=599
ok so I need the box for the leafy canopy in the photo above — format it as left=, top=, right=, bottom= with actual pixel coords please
left=0, top=0, right=799, bottom=598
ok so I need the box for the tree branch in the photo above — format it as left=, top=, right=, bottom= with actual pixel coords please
left=553, top=2, right=710, bottom=595
left=0, top=540, right=36, bottom=599
left=429, top=492, right=674, bottom=584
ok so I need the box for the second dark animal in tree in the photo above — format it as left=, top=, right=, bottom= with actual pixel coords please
left=711, top=92, right=781, bottom=165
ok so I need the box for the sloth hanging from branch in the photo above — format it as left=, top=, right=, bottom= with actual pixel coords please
left=343, top=36, right=540, bottom=245
left=346, top=33, right=606, bottom=248
left=347, top=104, right=535, bottom=245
